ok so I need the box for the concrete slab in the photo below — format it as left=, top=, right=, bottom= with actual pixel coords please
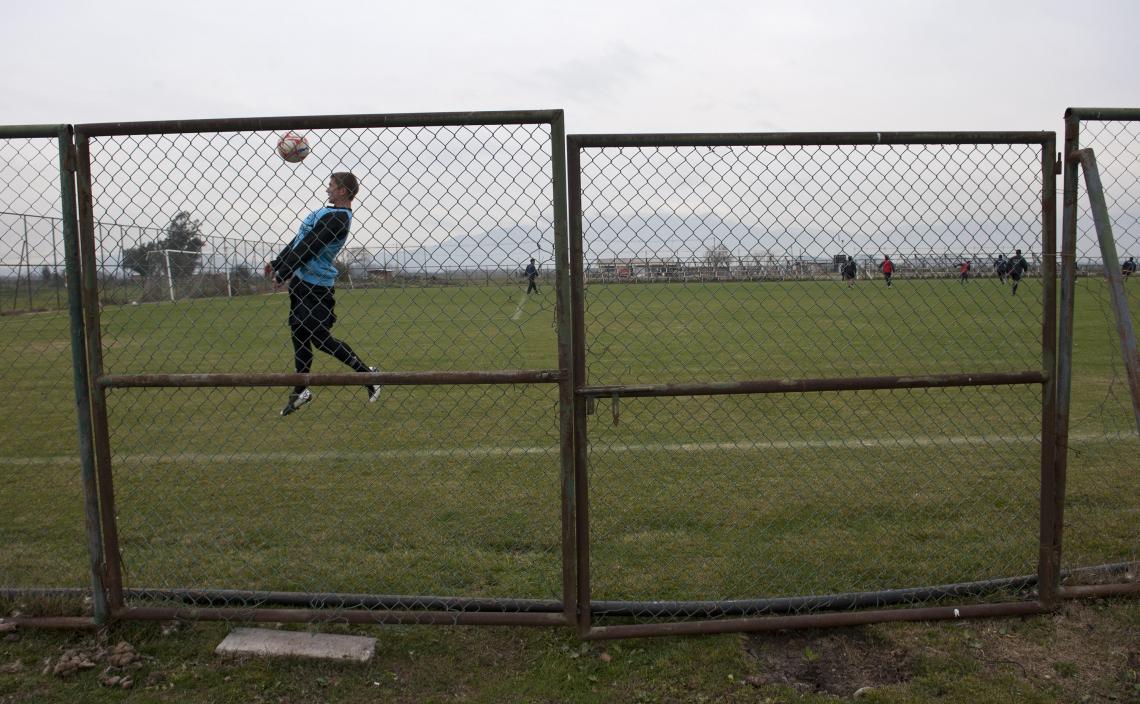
left=215, top=627, right=375, bottom=663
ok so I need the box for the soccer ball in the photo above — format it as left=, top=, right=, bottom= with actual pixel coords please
left=276, top=131, right=310, bottom=163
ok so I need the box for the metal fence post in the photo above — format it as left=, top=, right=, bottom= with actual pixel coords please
left=74, top=132, right=126, bottom=614
left=1050, top=112, right=1081, bottom=607
left=566, top=137, right=592, bottom=637
left=1036, top=137, right=1062, bottom=608
left=58, top=126, right=109, bottom=624
left=550, top=110, right=578, bottom=626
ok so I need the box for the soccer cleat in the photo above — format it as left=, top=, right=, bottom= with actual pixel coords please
left=366, top=367, right=383, bottom=403
left=280, top=388, right=312, bottom=416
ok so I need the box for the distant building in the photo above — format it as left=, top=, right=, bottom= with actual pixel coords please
left=593, top=257, right=684, bottom=278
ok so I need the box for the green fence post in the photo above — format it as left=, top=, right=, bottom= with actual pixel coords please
left=59, top=125, right=108, bottom=624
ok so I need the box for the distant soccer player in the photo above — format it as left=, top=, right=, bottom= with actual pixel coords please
left=1008, top=249, right=1029, bottom=296
left=959, top=260, right=971, bottom=284
left=525, top=257, right=539, bottom=294
left=839, top=254, right=857, bottom=285
left=879, top=255, right=894, bottom=287
left=1123, top=256, right=1136, bottom=279
left=994, top=254, right=1009, bottom=284
left=270, top=172, right=381, bottom=416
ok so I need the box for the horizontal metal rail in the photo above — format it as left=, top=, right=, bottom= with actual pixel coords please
left=569, top=131, right=1053, bottom=149
left=1064, top=107, right=1140, bottom=122
left=109, top=576, right=1042, bottom=618
left=0, top=124, right=69, bottom=139
left=582, top=601, right=1047, bottom=640
left=579, top=371, right=1046, bottom=399
left=99, top=369, right=564, bottom=389
left=119, top=589, right=563, bottom=613
left=0, top=617, right=96, bottom=630
left=115, top=607, right=567, bottom=627
left=8, top=560, right=1129, bottom=622
left=1060, top=583, right=1140, bottom=599
left=75, top=110, right=563, bottom=137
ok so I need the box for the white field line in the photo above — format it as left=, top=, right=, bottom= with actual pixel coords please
left=509, top=290, right=529, bottom=321
left=0, top=432, right=1125, bottom=467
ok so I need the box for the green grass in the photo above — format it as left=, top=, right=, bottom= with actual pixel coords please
left=1, top=597, right=1137, bottom=702
left=0, top=276, right=1136, bottom=606
left=0, top=276, right=1137, bottom=702
left=0, top=279, right=69, bottom=315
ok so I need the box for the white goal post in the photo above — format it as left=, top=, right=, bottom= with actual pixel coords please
left=145, top=249, right=205, bottom=302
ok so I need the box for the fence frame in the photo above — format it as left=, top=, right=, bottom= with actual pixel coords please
left=0, top=124, right=106, bottom=625
left=7, top=114, right=1140, bottom=636
left=1056, top=108, right=1140, bottom=599
left=566, top=130, right=1061, bottom=639
left=72, top=110, right=575, bottom=627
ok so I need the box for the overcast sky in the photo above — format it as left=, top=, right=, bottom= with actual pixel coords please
left=2, top=0, right=1137, bottom=134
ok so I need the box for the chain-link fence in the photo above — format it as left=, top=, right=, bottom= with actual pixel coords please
left=568, top=132, right=1060, bottom=636
left=0, top=127, right=97, bottom=610
left=3, top=111, right=1135, bottom=636
left=1059, top=109, right=1140, bottom=592
left=0, top=126, right=102, bottom=626
left=70, top=112, right=573, bottom=625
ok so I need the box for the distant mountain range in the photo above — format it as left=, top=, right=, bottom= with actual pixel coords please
left=350, top=211, right=1048, bottom=274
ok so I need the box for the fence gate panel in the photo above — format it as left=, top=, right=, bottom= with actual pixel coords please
left=568, top=132, right=1059, bottom=637
left=0, top=125, right=100, bottom=609
left=1059, top=108, right=1140, bottom=592
left=74, top=112, right=574, bottom=625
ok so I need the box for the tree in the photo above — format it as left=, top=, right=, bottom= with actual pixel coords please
left=120, top=241, right=162, bottom=277
left=120, top=211, right=205, bottom=278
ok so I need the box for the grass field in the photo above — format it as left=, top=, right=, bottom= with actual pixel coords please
left=0, top=274, right=1136, bottom=617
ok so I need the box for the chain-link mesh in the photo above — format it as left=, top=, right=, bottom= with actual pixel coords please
left=0, top=133, right=91, bottom=595
left=580, top=143, right=1044, bottom=385
left=88, top=124, right=559, bottom=375
left=80, top=117, right=566, bottom=616
left=588, top=388, right=1042, bottom=618
left=1065, top=118, right=1140, bottom=580
left=576, top=138, right=1051, bottom=622
left=107, top=385, right=562, bottom=611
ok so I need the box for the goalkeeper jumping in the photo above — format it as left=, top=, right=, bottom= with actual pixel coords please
left=270, top=172, right=381, bottom=416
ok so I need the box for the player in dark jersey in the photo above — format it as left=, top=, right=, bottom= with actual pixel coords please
left=525, top=258, right=539, bottom=293
left=1008, top=249, right=1029, bottom=296
left=994, top=254, right=1009, bottom=284
left=841, top=255, right=857, bottom=287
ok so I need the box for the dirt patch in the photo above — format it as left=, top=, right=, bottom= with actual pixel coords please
left=743, top=627, right=912, bottom=697
left=741, top=600, right=1139, bottom=701
left=972, top=600, right=1139, bottom=703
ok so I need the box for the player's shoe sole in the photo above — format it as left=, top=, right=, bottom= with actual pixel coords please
left=366, top=367, right=382, bottom=403
left=281, top=388, right=312, bottom=416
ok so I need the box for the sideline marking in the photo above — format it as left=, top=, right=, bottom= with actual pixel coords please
left=510, top=291, right=529, bottom=321
left=0, top=432, right=1127, bottom=467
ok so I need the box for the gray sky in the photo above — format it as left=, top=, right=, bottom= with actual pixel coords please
left=2, top=0, right=1137, bottom=134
